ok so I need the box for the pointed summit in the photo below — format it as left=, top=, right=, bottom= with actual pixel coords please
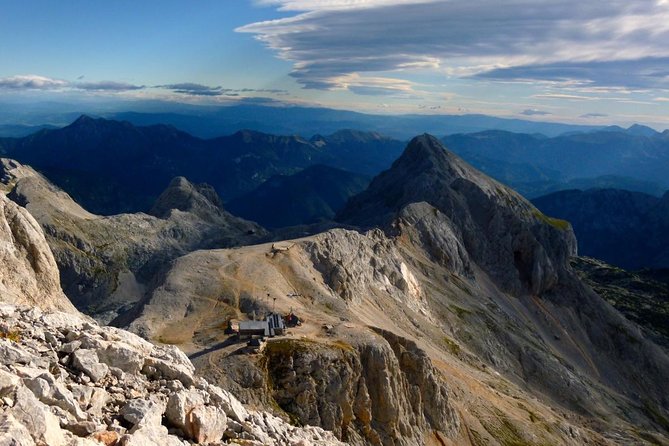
left=149, top=176, right=224, bottom=220
left=337, top=133, right=504, bottom=227
left=339, top=134, right=576, bottom=296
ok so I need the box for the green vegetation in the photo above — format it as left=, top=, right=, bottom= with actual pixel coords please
left=641, top=399, right=669, bottom=432
left=266, top=338, right=319, bottom=356
left=481, top=410, right=551, bottom=446
left=0, top=328, right=21, bottom=342
left=532, top=210, right=570, bottom=231
left=331, top=339, right=355, bottom=352
left=572, top=257, right=669, bottom=348
left=448, top=304, right=472, bottom=319
left=442, top=336, right=461, bottom=356
left=468, top=428, right=488, bottom=446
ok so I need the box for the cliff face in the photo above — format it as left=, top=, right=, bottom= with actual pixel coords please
left=265, top=330, right=458, bottom=446
left=0, top=193, right=75, bottom=313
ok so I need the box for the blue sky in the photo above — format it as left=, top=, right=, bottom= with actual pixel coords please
left=2, top=0, right=669, bottom=128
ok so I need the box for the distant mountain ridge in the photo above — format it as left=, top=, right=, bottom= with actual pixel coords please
left=442, top=127, right=669, bottom=197
left=532, top=188, right=669, bottom=269
left=0, top=116, right=403, bottom=215
left=227, top=164, right=370, bottom=229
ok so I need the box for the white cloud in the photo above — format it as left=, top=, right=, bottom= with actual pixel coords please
left=521, top=108, right=551, bottom=116
left=0, top=74, right=68, bottom=90
left=533, top=93, right=595, bottom=101
left=76, top=81, right=145, bottom=91
left=240, top=0, right=669, bottom=92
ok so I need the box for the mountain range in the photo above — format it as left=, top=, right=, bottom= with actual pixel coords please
left=3, top=132, right=669, bottom=444
left=0, top=116, right=404, bottom=215
left=532, top=188, right=669, bottom=269
left=442, top=127, right=669, bottom=197
left=3, top=115, right=669, bottom=222
left=0, top=101, right=605, bottom=139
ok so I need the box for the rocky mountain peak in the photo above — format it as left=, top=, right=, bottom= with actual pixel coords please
left=149, top=176, right=224, bottom=220
left=339, top=134, right=576, bottom=296
left=337, top=133, right=511, bottom=227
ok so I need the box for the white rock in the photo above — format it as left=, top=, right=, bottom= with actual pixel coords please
left=119, top=425, right=186, bottom=446
left=165, top=388, right=206, bottom=431
left=188, top=405, right=227, bottom=444
left=0, top=368, right=20, bottom=397
left=0, top=195, right=76, bottom=313
left=87, top=387, right=109, bottom=417
left=143, top=345, right=194, bottom=386
left=98, top=343, right=145, bottom=374
left=121, top=396, right=166, bottom=431
left=0, top=413, right=36, bottom=446
left=23, top=373, right=87, bottom=421
left=0, top=341, right=33, bottom=365
left=208, top=384, right=249, bottom=422
left=71, top=349, right=108, bottom=383
left=9, top=386, right=66, bottom=446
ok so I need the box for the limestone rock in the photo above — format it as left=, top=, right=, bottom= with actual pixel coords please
left=337, top=134, right=576, bottom=296
left=143, top=345, right=195, bottom=386
left=0, top=413, right=36, bottom=446
left=188, top=405, right=227, bottom=444
left=98, top=343, right=145, bottom=374
left=121, top=397, right=166, bottom=430
left=0, top=193, right=75, bottom=313
left=0, top=158, right=265, bottom=322
left=165, top=388, right=206, bottom=432
left=71, top=349, right=108, bottom=383
left=0, top=304, right=343, bottom=446
left=23, top=373, right=87, bottom=420
left=9, top=386, right=66, bottom=446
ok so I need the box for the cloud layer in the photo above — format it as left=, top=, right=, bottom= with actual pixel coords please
left=239, top=0, right=669, bottom=92
left=0, top=75, right=68, bottom=90
left=0, top=76, right=288, bottom=100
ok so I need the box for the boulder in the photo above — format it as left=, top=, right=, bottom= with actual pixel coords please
left=121, top=396, right=166, bottom=431
left=188, top=405, right=227, bottom=444
left=9, top=386, right=66, bottom=446
left=0, top=413, right=36, bottom=446
left=71, top=349, right=108, bottom=383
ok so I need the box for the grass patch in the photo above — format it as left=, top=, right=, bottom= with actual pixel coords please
left=532, top=210, right=570, bottom=231
left=469, top=428, right=488, bottom=446
left=331, top=339, right=355, bottom=352
left=0, top=329, right=21, bottom=342
left=481, top=410, right=550, bottom=446
left=449, top=304, right=472, bottom=319
left=443, top=336, right=461, bottom=356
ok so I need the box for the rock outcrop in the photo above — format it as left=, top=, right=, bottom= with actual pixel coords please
left=0, top=158, right=264, bottom=322
left=0, top=192, right=75, bottom=313
left=338, top=134, right=577, bottom=296
left=265, top=331, right=458, bottom=446
left=0, top=304, right=344, bottom=446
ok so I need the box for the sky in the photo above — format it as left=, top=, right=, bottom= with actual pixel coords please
left=2, top=0, right=669, bottom=128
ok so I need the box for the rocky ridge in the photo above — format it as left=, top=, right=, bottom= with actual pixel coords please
left=337, top=134, right=576, bottom=297
left=129, top=135, right=669, bottom=444
left=0, top=158, right=264, bottom=322
left=0, top=304, right=344, bottom=446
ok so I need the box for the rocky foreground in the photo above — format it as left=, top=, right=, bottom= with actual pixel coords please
left=0, top=304, right=343, bottom=446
